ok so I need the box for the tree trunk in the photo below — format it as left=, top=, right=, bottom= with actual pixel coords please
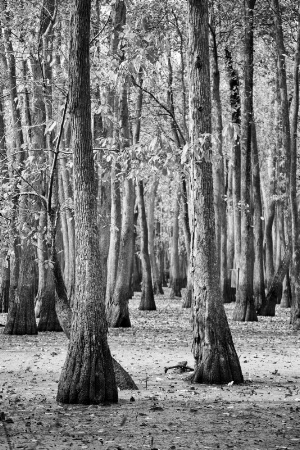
left=233, top=0, right=257, bottom=322
left=48, top=211, right=137, bottom=391
left=225, top=48, right=241, bottom=273
left=259, top=245, right=291, bottom=316
left=188, top=0, right=243, bottom=384
left=169, top=186, right=181, bottom=298
left=181, top=175, right=192, bottom=308
left=137, top=181, right=156, bottom=310
left=105, top=162, right=121, bottom=307
left=148, top=177, right=163, bottom=295
left=281, top=271, right=292, bottom=308
left=210, top=17, right=229, bottom=304
left=251, top=122, right=265, bottom=310
left=56, top=0, right=118, bottom=404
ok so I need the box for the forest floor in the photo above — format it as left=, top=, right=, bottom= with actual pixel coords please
left=0, top=289, right=300, bottom=450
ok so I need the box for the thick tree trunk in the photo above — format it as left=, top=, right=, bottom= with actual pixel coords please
left=188, top=0, right=243, bottom=384
left=233, top=0, right=257, bottom=322
left=48, top=211, right=137, bottom=390
left=4, top=241, right=37, bottom=335
left=137, top=181, right=156, bottom=310
left=56, top=0, right=118, bottom=404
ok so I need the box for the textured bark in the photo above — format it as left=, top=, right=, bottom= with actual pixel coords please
left=38, top=267, right=62, bottom=332
left=4, top=242, right=37, bottom=335
left=233, top=0, right=257, bottom=322
left=137, top=181, right=156, bottom=310
left=188, top=0, right=243, bottom=384
left=56, top=0, right=118, bottom=404
left=48, top=210, right=137, bottom=390
left=0, top=255, right=9, bottom=313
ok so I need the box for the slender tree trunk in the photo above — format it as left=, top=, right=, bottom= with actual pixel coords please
left=137, top=181, right=156, bottom=310
left=169, top=186, right=181, bottom=298
left=210, top=19, right=228, bottom=303
left=188, top=0, right=243, bottom=384
left=148, top=177, right=163, bottom=295
left=105, top=162, right=121, bottom=307
left=181, top=176, right=192, bottom=308
left=251, top=122, right=265, bottom=310
left=225, top=48, right=241, bottom=273
left=56, top=0, right=118, bottom=404
left=233, top=0, right=257, bottom=322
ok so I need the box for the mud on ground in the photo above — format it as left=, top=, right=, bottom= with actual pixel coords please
left=0, top=290, right=300, bottom=449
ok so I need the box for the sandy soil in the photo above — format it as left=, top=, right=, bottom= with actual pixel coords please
left=0, top=290, right=300, bottom=449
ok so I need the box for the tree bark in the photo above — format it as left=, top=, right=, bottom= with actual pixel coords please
left=169, top=185, right=181, bottom=298
left=251, top=122, right=265, bottom=310
left=233, top=0, right=257, bottom=322
left=148, top=177, right=163, bottom=295
left=4, top=241, right=37, bottom=335
left=56, top=0, right=118, bottom=404
left=188, top=0, right=243, bottom=384
left=225, top=48, right=241, bottom=273
left=137, top=181, right=156, bottom=310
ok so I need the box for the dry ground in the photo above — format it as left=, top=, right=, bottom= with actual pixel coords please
left=0, top=289, right=300, bottom=450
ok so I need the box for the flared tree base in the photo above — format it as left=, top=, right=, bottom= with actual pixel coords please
left=57, top=331, right=118, bottom=405
left=38, top=290, right=63, bottom=332
left=233, top=290, right=258, bottom=321
left=107, top=303, right=131, bottom=328
left=192, top=343, right=244, bottom=384
left=257, top=292, right=276, bottom=317
left=4, top=295, right=37, bottom=336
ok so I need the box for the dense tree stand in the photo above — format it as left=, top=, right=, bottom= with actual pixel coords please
left=187, top=0, right=243, bottom=384
left=56, top=0, right=118, bottom=404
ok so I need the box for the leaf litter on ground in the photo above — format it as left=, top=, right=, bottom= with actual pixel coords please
left=0, top=288, right=300, bottom=449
